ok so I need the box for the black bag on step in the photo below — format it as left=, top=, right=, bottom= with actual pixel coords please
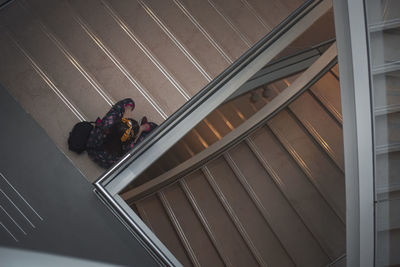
left=68, top=121, right=94, bottom=154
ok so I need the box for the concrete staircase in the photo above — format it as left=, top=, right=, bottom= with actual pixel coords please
left=0, top=0, right=304, bottom=182
left=121, top=48, right=346, bottom=265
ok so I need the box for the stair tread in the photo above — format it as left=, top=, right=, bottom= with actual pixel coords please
left=174, top=0, right=249, bottom=61
left=376, top=151, right=400, bottom=193
left=1, top=4, right=110, bottom=120
left=369, top=18, right=400, bottom=32
left=228, top=92, right=257, bottom=120
left=331, top=64, right=339, bottom=77
left=96, top=0, right=208, bottom=97
left=228, top=142, right=330, bottom=266
left=162, top=183, right=225, bottom=267
left=141, top=0, right=230, bottom=78
left=26, top=0, right=165, bottom=123
left=135, top=195, right=193, bottom=267
left=193, top=121, right=220, bottom=146
left=244, top=0, right=303, bottom=31
left=204, top=111, right=232, bottom=139
left=268, top=109, right=346, bottom=221
left=289, top=91, right=345, bottom=171
left=183, top=170, right=259, bottom=267
left=249, top=126, right=345, bottom=259
left=366, top=0, right=400, bottom=26
left=375, top=112, right=400, bottom=147
left=309, top=72, right=342, bottom=123
left=370, top=29, right=400, bottom=68
left=217, top=103, right=246, bottom=128
left=182, top=129, right=208, bottom=155
left=205, top=157, right=295, bottom=267
left=209, top=0, right=269, bottom=44
left=373, top=72, right=400, bottom=109
left=69, top=0, right=189, bottom=115
left=0, top=33, right=103, bottom=181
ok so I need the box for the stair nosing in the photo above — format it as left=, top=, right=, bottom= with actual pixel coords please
left=158, top=191, right=201, bottom=267
left=246, top=135, right=335, bottom=261
left=68, top=2, right=169, bottom=118
left=179, top=179, right=233, bottom=267
left=136, top=0, right=212, bottom=82
left=172, top=0, right=233, bottom=64
left=201, top=165, right=268, bottom=267
left=266, top=120, right=345, bottom=224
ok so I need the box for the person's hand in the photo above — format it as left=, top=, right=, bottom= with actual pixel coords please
left=134, top=124, right=150, bottom=143
left=140, top=123, right=150, bottom=132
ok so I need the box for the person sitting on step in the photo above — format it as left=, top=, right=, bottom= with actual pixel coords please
left=86, top=98, right=157, bottom=169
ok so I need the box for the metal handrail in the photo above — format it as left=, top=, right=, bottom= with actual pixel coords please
left=93, top=0, right=332, bottom=265
left=95, top=0, right=330, bottom=192
left=122, top=43, right=338, bottom=204
left=225, top=38, right=335, bottom=102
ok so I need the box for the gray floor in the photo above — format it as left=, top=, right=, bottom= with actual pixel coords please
left=0, top=84, right=158, bottom=266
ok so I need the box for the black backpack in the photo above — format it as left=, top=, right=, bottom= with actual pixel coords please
left=68, top=121, right=94, bottom=154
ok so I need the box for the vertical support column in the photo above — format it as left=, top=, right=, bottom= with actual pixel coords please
left=333, top=0, right=375, bottom=266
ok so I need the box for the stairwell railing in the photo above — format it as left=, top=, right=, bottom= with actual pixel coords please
left=93, top=0, right=333, bottom=266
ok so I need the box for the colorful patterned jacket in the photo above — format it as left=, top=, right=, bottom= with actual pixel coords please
left=86, top=98, right=157, bottom=169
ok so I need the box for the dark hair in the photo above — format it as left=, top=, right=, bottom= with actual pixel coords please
left=103, top=119, right=139, bottom=157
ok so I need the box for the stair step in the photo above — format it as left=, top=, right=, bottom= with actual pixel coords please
left=95, top=0, right=208, bottom=95
left=192, top=121, right=219, bottom=146
left=161, top=183, right=225, bottom=267
left=331, top=64, right=339, bottom=77
left=373, top=71, right=400, bottom=110
left=373, top=61, right=400, bottom=75
left=309, top=71, right=342, bottom=124
left=366, top=0, right=400, bottom=26
left=244, top=0, right=303, bottom=31
left=205, top=157, right=295, bottom=266
left=289, top=91, right=345, bottom=171
left=24, top=0, right=165, bottom=123
left=68, top=0, right=190, bottom=113
left=375, top=112, right=400, bottom=148
left=1, top=4, right=110, bottom=120
left=135, top=195, right=193, bottom=266
left=370, top=28, right=400, bottom=68
left=172, top=140, right=195, bottom=162
left=208, top=0, right=269, bottom=44
left=217, top=103, right=246, bottom=128
left=204, top=111, right=232, bottom=139
left=227, top=142, right=330, bottom=266
left=140, top=0, right=230, bottom=78
left=0, top=30, right=103, bottom=180
left=248, top=126, right=345, bottom=259
left=173, top=0, right=248, bottom=61
left=370, top=18, right=400, bottom=32
left=376, top=151, right=400, bottom=194
left=182, top=170, right=259, bottom=267
left=182, top=129, right=208, bottom=154
left=267, top=109, right=346, bottom=222
left=228, top=91, right=258, bottom=119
